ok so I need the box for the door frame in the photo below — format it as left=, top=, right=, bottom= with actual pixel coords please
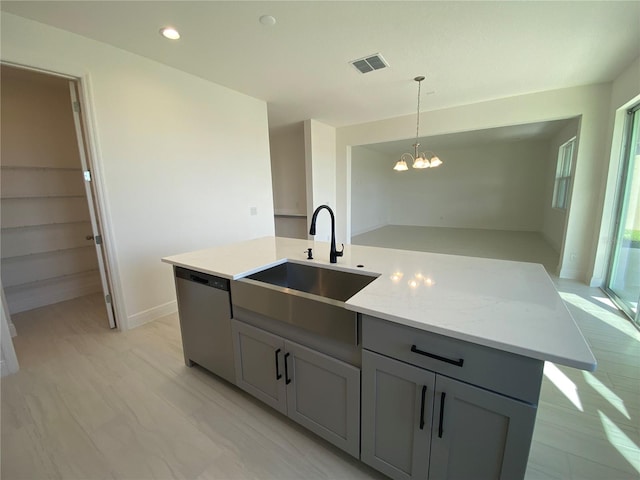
left=603, top=102, right=640, bottom=326
left=0, top=60, right=123, bottom=330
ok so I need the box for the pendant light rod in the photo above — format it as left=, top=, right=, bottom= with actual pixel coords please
left=393, top=75, right=443, bottom=172
left=414, top=76, right=424, bottom=141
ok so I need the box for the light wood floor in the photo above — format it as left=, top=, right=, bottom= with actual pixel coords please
left=2, top=282, right=639, bottom=479
left=352, top=226, right=560, bottom=274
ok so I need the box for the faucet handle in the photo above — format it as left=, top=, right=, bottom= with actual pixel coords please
left=336, top=243, right=344, bottom=257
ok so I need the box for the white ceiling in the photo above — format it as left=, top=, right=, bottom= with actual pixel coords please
left=2, top=1, right=639, bottom=129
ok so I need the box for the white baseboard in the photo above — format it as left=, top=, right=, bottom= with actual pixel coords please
left=558, top=266, right=583, bottom=280
left=8, top=322, right=17, bottom=338
left=128, top=300, right=177, bottom=329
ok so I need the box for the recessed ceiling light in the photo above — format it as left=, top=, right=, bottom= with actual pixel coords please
left=259, top=15, right=276, bottom=26
left=160, top=27, right=180, bottom=40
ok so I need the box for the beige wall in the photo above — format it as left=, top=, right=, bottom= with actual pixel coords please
left=1, top=13, right=275, bottom=329
left=386, top=139, right=550, bottom=231
left=270, top=122, right=307, bottom=239
left=351, top=146, right=390, bottom=236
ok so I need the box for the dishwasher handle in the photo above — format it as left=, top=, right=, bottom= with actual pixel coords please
left=190, top=274, right=209, bottom=285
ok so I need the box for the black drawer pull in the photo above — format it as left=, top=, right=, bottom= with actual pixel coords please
left=284, top=352, right=291, bottom=385
left=275, top=348, right=282, bottom=380
left=419, top=385, right=427, bottom=430
left=438, top=392, right=446, bottom=438
left=411, top=345, right=464, bottom=367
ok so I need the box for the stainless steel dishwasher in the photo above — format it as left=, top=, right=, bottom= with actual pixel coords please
left=174, top=266, right=235, bottom=383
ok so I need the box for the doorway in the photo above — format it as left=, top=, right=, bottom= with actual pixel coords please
left=605, top=104, right=640, bottom=326
left=0, top=64, right=116, bottom=329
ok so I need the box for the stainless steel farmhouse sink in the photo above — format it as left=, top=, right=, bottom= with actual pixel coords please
left=231, top=261, right=379, bottom=345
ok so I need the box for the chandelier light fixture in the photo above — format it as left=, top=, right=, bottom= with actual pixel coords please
left=393, top=76, right=443, bottom=171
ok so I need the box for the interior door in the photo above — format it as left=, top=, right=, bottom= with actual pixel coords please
left=68, top=81, right=116, bottom=328
left=606, top=105, right=640, bottom=325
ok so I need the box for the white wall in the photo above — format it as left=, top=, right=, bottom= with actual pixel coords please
left=386, top=140, right=550, bottom=231
left=542, top=118, right=580, bottom=253
left=1, top=13, right=275, bottom=329
left=337, top=84, right=612, bottom=282
left=351, top=146, right=391, bottom=236
left=590, top=56, right=640, bottom=286
left=305, top=119, right=337, bottom=242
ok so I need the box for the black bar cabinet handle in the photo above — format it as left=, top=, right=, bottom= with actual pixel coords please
left=411, top=345, right=464, bottom=367
left=274, top=348, right=282, bottom=380
left=438, top=392, right=446, bottom=438
left=419, top=385, right=427, bottom=430
left=284, top=352, right=291, bottom=385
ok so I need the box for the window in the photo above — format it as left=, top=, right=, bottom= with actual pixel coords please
left=552, top=137, right=576, bottom=210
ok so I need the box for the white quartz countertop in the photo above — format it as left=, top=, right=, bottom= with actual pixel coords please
left=162, top=236, right=596, bottom=371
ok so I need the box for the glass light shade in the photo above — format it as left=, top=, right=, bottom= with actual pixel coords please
left=160, top=27, right=181, bottom=40
left=393, top=159, right=409, bottom=171
left=412, top=155, right=429, bottom=169
left=429, top=156, right=443, bottom=167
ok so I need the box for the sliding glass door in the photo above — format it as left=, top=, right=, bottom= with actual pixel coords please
left=606, top=105, right=640, bottom=325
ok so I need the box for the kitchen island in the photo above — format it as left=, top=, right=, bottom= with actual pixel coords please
left=163, top=236, right=596, bottom=480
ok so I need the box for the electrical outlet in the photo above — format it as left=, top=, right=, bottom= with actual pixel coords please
left=250, top=206, right=257, bottom=216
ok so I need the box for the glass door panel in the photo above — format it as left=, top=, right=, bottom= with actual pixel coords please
left=606, top=107, right=640, bottom=324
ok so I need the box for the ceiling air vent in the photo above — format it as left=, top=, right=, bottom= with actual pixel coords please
left=350, top=53, right=389, bottom=74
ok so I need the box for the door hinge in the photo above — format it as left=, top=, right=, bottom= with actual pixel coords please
left=105, top=294, right=111, bottom=303
left=73, top=101, right=81, bottom=113
left=83, top=170, right=92, bottom=182
left=95, top=234, right=103, bottom=245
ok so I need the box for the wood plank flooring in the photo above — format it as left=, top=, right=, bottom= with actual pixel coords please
left=2, top=280, right=639, bottom=479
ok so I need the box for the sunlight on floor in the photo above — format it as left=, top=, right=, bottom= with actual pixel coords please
left=543, top=362, right=583, bottom=411
left=560, top=292, right=640, bottom=341
left=583, top=371, right=631, bottom=420
left=598, top=410, right=640, bottom=474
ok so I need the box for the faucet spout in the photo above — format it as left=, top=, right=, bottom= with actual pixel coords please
left=309, top=205, right=344, bottom=263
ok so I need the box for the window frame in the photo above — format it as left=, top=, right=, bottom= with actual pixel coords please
left=552, top=137, right=576, bottom=210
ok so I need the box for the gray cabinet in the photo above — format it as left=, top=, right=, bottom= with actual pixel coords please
left=362, top=350, right=537, bottom=480
left=429, top=375, right=536, bottom=480
left=232, top=319, right=287, bottom=413
left=231, top=319, right=360, bottom=458
left=361, top=350, right=435, bottom=480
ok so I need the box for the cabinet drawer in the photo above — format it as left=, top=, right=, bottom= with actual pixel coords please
left=362, top=315, right=543, bottom=404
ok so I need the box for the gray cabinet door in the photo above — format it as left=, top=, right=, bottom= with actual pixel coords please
left=429, top=375, right=537, bottom=480
left=361, top=350, right=436, bottom=480
left=231, top=320, right=287, bottom=414
left=285, top=340, right=361, bottom=458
